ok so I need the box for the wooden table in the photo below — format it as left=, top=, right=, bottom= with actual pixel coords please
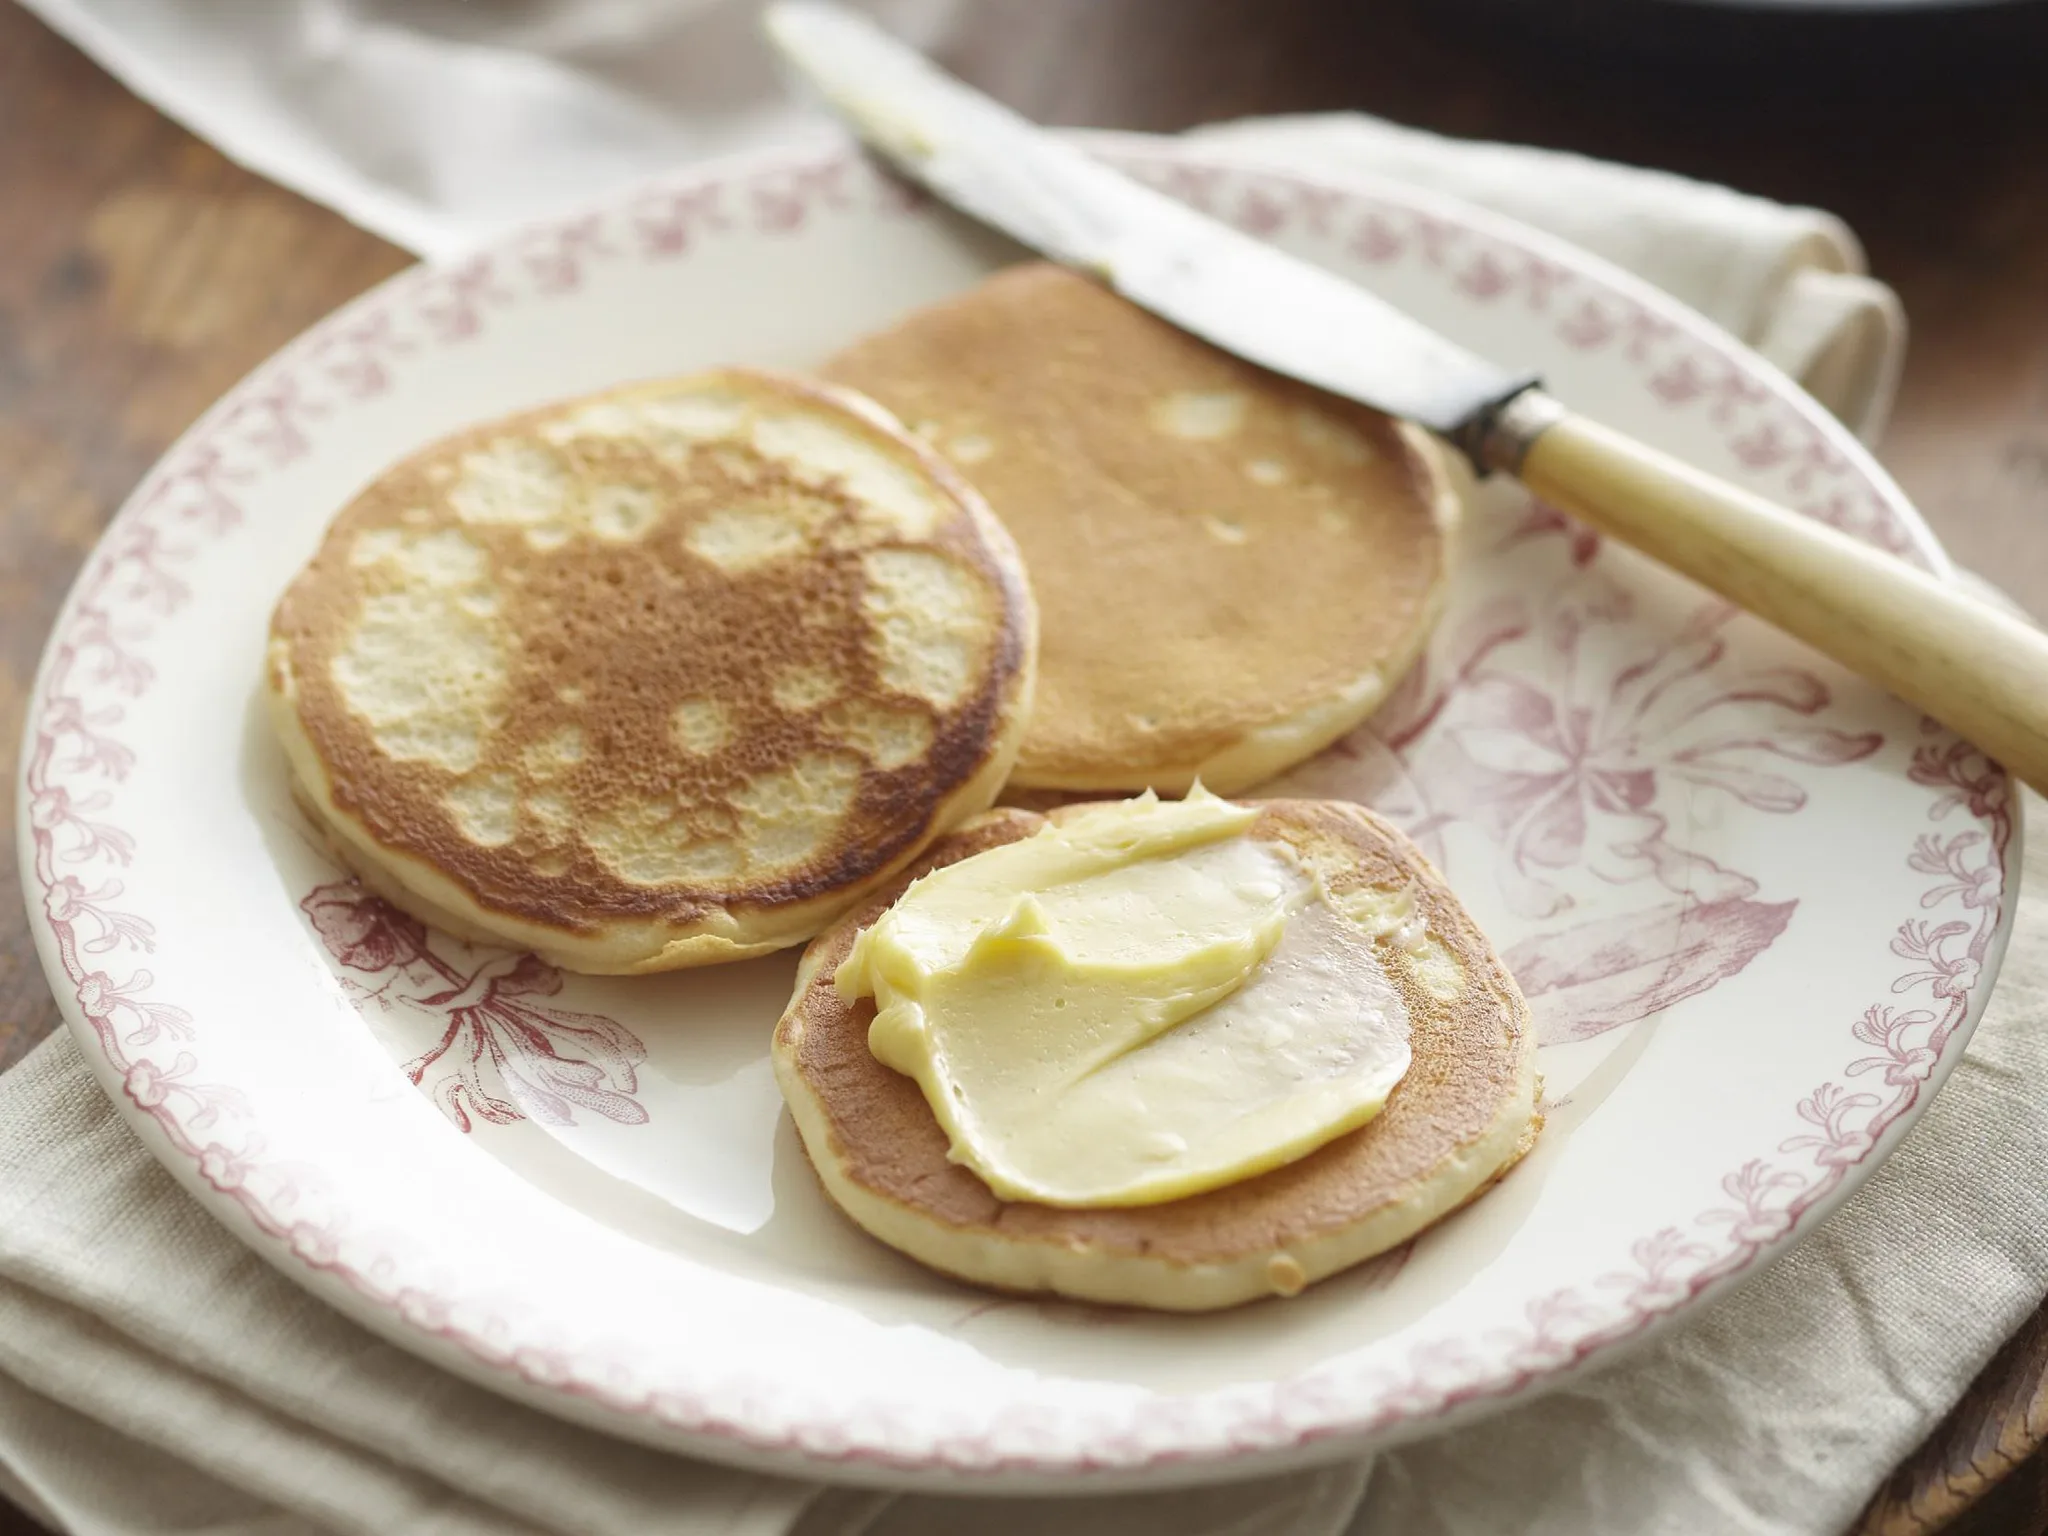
left=1, top=0, right=2043, bottom=1528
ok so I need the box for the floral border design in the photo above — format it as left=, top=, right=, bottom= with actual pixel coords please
left=20, top=142, right=2013, bottom=1476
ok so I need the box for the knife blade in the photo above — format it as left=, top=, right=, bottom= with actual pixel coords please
left=763, top=0, right=2048, bottom=798
left=763, top=0, right=1539, bottom=463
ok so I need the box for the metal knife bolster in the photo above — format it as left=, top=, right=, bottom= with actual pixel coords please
left=1468, top=385, right=1568, bottom=476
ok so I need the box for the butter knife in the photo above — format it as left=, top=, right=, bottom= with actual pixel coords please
left=766, top=1, right=2048, bottom=797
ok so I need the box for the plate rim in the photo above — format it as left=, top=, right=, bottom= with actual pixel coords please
left=16, top=131, right=2021, bottom=1491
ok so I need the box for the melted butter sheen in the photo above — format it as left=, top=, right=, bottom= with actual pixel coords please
left=834, top=791, right=1414, bottom=1207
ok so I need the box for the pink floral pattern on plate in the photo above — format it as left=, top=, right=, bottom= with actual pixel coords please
left=1268, top=501, right=1884, bottom=1045
left=298, top=881, right=648, bottom=1132
left=19, top=140, right=2016, bottom=1479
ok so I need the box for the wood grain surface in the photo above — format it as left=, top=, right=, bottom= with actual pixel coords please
left=1, top=0, right=2044, bottom=1530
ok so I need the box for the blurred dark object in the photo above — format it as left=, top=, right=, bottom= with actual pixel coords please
left=1434, top=0, right=2048, bottom=81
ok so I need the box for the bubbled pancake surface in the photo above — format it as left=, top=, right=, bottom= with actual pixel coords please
left=269, top=369, right=1036, bottom=972
left=823, top=264, right=1458, bottom=793
left=774, top=799, right=1540, bottom=1310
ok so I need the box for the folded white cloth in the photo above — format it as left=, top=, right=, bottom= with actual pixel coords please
left=19, top=0, right=1903, bottom=439
left=0, top=3, right=1989, bottom=1533
left=1184, top=114, right=1905, bottom=440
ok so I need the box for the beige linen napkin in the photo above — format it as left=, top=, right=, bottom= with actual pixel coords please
left=1185, top=113, right=1906, bottom=442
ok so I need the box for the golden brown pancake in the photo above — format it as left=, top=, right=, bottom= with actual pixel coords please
left=269, top=369, right=1037, bottom=973
left=823, top=264, right=1461, bottom=795
left=774, top=799, right=1540, bottom=1311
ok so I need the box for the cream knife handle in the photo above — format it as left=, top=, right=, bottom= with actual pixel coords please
left=1486, top=392, right=2048, bottom=797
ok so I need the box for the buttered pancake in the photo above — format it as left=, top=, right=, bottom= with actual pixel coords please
left=269, top=369, right=1037, bottom=973
left=774, top=799, right=1539, bottom=1311
left=823, top=263, right=1461, bottom=796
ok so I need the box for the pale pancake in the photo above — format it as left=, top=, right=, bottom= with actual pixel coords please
left=268, top=369, right=1037, bottom=973
left=774, top=799, right=1540, bottom=1311
left=823, top=264, right=1462, bottom=795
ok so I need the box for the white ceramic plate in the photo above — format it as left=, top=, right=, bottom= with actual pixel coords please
left=20, top=135, right=2020, bottom=1492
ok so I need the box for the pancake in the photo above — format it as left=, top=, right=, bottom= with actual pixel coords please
left=823, top=263, right=1462, bottom=796
left=268, top=369, right=1037, bottom=974
left=774, top=798, right=1540, bottom=1311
